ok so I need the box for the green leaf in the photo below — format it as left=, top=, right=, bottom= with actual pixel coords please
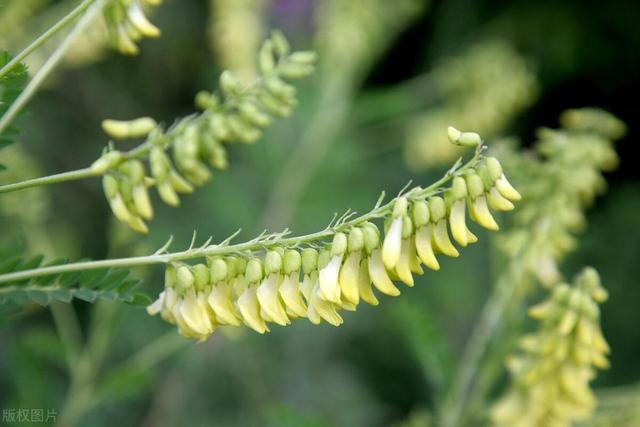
left=0, top=250, right=149, bottom=308
left=0, top=50, right=28, bottom=169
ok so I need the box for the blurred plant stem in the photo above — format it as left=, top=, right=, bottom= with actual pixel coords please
left=0, top=0, right=95, bottom=79
left=54, top=300, right=189, bottom=427
left=0, top=0, right=104, bottom=135
left=437, top=259, right=523, bottom=427
left=0, top=168, right=96, bottom=194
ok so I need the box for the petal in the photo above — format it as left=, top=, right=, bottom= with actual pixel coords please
left=368, top=249, right=400, bottom=296
left=133, top=184, right=153, bottom=220
left=197, top=291, right=216, bottom=332
left=357, top=258, right=379, bottom=306
left=432, top=219, right=460, bottom=257
left=310, top=283, right=343, bottom=326
left=238, top=286, right=269, bottom=334
left=127, top=3, right=161, bottom=37
left=208, top=283, right=241, bottom=326
left=487, top=187, right=515, bottom=211
left=257, top=274, right=290, bottom=326
left=280, top=273, right=307, bottom=317
left=307, top=303, right=322, bottom=325
left=408, top=238, right=424, bottom=275
left=449, top=200, right=469, bottom=247
left=338, top=252, right=361, bottom=305
left=179, top=289, right=211, bottom=336
left=382, top=217, right=403, bottom=270
left=394, top=239, right=414, bottom=286
left=300, top=273, right=316, bottom=302
left=146, top=290, right=165, bottom=316
left=495, top=174, right=521, bottom=201
left=469, top=196, right=499, bottom=230
left=319, top=255, right=342, bottom=303
left=415, top=225, right=440, bottom=271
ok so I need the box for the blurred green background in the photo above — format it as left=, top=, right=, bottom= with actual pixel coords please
left=1, top=0, right=639, bottom=426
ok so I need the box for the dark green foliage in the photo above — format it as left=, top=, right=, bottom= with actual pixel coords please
left=0, top=247, right=150, bottom=308
left=0, top=51, right=27, bottom=171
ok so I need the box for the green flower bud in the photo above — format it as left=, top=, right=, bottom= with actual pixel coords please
left=288, top=51, right=318, bottom=66
left=485, top=157, right=504, bottom=182
left=258, top=39, right=276, bottom=74
left=102, top=174, right=119, bottom=199
left=362, top=222, right=381, bottom=253
left=122, top=159, right=146, bottom=184
left=257, top=92, right=293, bottom=118
left=176, top=265, right=194, bottom=291
left=331, top=232, right=348, bottom=256
left=428, top=197, right=446, bottom=223
left=347, top=228, right=364, bottom=252
left=192, top=263, right=210, bottom=291
left=447, top=126, right=481, bottom=147
left=270, top=30, right=290, bottom=57
left=164, top=264, right=177, bottom=288
left=220, top=70, right=242, bottom=97
left=264, top=76, right=296, bottom=100
left=402, top=215, right=413, bottom=239
left=245, top=258, right=263, bottom=283
left=239, top=102, right=272, bottom=128
left=411, top=200, right=430, bottom=228
left=283, top=250, right=302, bottom=274
left=450, top=176, right=468, bottom=200
left=149, top=147, right=170, bottom=181
left=91, top=151, right=124, bottom=175
left=208, top=113, right=231, bottom=141
left=279, top=61, right=315, bottom=79
left=465, top=173, right=485, bottom=199
left=301, top=248, right=318, bottom=274
left=195, top=91, right=218, bottom=110
left=209, top=257, right=228, bottom=283
left=317, top=249, right=330, bottom=269
left=392, top=196, right=409, bottom=218
left=102, top=117, right=157, bottom=139
left=264, top=251, right=283, bottom=275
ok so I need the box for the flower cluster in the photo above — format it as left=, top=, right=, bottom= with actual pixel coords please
left=92, top=31, right=316, bottom=232
left=147, top=132, right=521, bottom=339
left=491, top=268, right=610, bottom=427
left=496, top=109, right=625, bottom=288
left=103, top=0, right=162, bottom=55
left=405, top=40, right=538, bottom=170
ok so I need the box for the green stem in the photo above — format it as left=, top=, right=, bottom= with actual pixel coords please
left=437, top=261, right=521, bottom=427
left=0, top=147, right=482, bottom=285
left=0, top=168, right=96, bottom=193
left=0, top=0, right=95, bottom=80
left=0, top=0, right=104, bottom=135
left=0, top=58, right=291, bottom=195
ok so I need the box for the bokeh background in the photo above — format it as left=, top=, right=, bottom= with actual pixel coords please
left=1, top=0, right=639, bottom=426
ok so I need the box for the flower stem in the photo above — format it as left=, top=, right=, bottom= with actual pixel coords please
left=0, top=147, right=482, bottom=285
left=0, top=0, right=104, bottom=135
left=0, top=167, right=96, bottom=193
left=437, top=259, right=522, bottom=427
left=0, top=0, right=96, bottom=80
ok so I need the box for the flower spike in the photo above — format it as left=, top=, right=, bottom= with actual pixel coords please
left=146, top=127, right=520, bottom=340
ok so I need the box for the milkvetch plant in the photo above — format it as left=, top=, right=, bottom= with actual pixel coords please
left=0, top=2, right=627, bottom=427
left=491, top=268, right=610, bottom=427
left=144, top=135, right=521, bottom=339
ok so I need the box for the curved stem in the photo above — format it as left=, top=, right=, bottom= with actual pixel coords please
left=0, top=0, right=95, bottom=80
left=0, top=147, right=482, bottom=285
left=0, top=167, right=96, bottom=193
left=0, top=0, right=104, bottom=135
left=437, top=266, right=519, bottom=427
